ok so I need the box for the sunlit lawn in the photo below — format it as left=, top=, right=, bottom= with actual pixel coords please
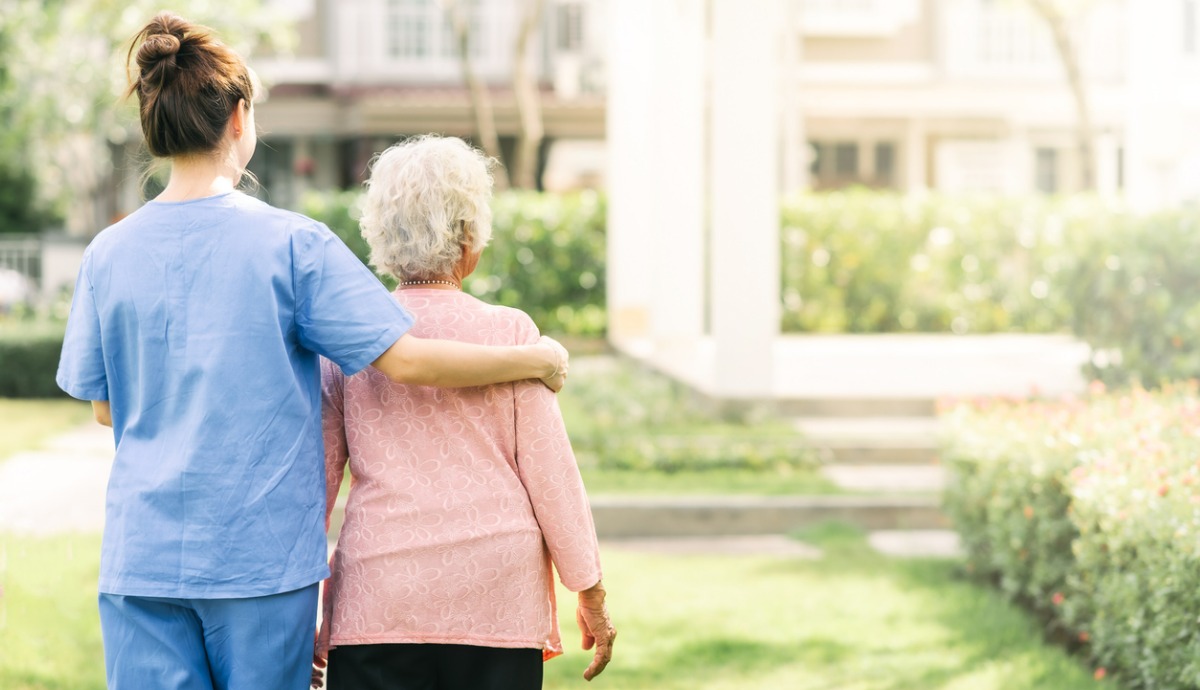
left=1, top=530, right=1100, bottom=690
left=0, top=534, right=105, bottom=690
left=0, top=399, right=91, bottom=462
left=545, top=537, right=1100, bottom=690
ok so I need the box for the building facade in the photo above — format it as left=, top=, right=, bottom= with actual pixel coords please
left=252, top=0, right=1200, bottom=210
left=794, top=0, right=1200, bottom=209
left=251, top=0, right=608, bottom=208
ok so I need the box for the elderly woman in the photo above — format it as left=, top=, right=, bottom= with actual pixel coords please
left=315, top=135, right=615, bottom=690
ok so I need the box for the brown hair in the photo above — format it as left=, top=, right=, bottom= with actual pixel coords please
left=125, top=12, right=255, bottom=159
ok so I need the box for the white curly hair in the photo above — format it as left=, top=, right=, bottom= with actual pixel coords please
left=359, top=135, right=496, bottom=280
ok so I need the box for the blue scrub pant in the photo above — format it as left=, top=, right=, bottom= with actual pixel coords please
left=98, top=583, right=319, bottom=690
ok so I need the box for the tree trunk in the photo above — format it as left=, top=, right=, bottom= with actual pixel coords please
left=1029, top=0, right=1095, bottom=190
left=442, top=0, right=509, bottom=190
left=511, top=0, right=546, bottom=189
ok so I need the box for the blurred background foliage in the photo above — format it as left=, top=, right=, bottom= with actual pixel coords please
left=302, top=189, right=607, bottom=337
left=307, top=187, right=1200, bottom=387
left=0, top=0, right=292, bottom=232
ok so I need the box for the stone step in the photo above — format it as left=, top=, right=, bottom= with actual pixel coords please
left=795, top=416, right=941, bottom=465
left=820, top=465, right=947, bottom=493
left=328, top=494, right=948, bottom=541
left=603, top=530, right=963, bottom=559
left=588, top=495, right=947, bottom=538
left=776, top=397, right=937, bottom=419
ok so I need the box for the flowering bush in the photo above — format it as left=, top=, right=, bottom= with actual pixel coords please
left=944, top=383, right=1200, bottom=688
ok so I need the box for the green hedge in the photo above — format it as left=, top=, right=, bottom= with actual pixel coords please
left=0, top=321, right=66, bottom=397
left=782, top=191, right=1200, bottom=386
left=780, top=192, right=1071, bottom=334
left=301, top=189, right=607, bottom=337
left=943, top=385, right=1200, bottom=688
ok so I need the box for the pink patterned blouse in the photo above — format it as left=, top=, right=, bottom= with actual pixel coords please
left=317, top=289, right=603, bottom=661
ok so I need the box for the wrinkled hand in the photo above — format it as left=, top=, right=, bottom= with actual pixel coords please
left=311, top=632, right=327, bottom=689
left=576, top=581, right=616, bottom=681
left=311, top=655, right=325, bottom=689
left=538, top=336, right=570, bottom=393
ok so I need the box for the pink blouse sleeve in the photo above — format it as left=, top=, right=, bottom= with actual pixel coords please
left=511, top=316, right=603, bottom=592
left=320, top=357, right=349, bottom=533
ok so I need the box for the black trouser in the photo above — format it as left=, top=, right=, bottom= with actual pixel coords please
left=326, top=643, right=543, bottom=690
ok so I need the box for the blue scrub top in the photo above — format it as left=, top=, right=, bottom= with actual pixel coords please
left=56, top=191, right=413, bottom=598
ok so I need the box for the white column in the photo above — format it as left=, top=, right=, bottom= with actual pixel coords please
left=649, top=1, right=706, bottom=346
left=710, top=0, right=782, bottom=399
left=1125, top=0, right=1181, bottom=211
left=780, top=0, right=807, bottom=195
left=605, top=0, right=658, bottom=346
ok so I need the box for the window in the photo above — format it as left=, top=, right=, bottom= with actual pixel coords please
left=386, top=0, right=431, bottom=59
left=874, top=142, right=896, bottom=186
left=557, top=2, right=585, bottom=52
left=385, top=0, right=483, bottom=61
left=1035, top=147, right=1058, bottom=194
left=834, top=143, right=859, bottom=177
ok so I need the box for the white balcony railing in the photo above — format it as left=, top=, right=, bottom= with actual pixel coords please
left=801, top=0, right=921, bottom=36
left=327, top=0, right=605, bottom=93
left=940, top=0, right=1124, bottom=82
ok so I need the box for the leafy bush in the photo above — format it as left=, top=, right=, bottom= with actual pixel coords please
left=300, top=189, right=606, bottom=337
left=0, top=321, right=66, bottom=397
left=943, top=384, right=1200, bottom=688
left=783, top=191, right=1200, bottom=386
left=780, top=191, right=1073, bottom=334
left=0, top=162, right=59, bottom=234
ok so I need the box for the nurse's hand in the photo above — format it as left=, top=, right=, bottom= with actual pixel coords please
left=538, top=336, right=569, bottom=392
left=577, top=580, right=616, bottom=681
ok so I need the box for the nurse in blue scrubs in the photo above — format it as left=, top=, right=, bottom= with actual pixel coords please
left=55, top=13, right=567, bottom=690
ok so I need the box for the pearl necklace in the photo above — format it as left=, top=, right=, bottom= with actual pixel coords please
left=398, top=279, right=460, bottom=290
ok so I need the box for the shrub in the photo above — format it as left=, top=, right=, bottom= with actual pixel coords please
left=300, top=189, right=606, bottom=337
left=783, top=191, right=1200, bottom=386
left=0, top=321, right=66, bottom=397
left=780, top=191, right=1074, bottom=334
left=943, top=384, right=1200, bottom=688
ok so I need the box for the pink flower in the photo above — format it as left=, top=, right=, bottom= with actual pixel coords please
left=1053, top=592, right=1065, bottom=606
left=1094, top=667, right=1107, bottom=681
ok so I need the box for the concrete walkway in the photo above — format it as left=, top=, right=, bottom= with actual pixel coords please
left=0, top=423, right=114, bottom=535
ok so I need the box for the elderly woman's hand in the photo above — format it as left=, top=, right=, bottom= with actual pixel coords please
left=538, top=336, right=570, bottom=392
left=576, top=581, right=616, bottom=681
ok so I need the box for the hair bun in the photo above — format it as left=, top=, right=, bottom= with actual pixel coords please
left=137, top=33, right=182, bottom=75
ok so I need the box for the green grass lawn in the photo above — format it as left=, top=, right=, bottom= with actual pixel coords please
left=1, top=530, right=1101, bottom=690
left=544, top=537, right=1100, bottom=689
left=0, top=399, right=92, bottom=462
left=0, top=534, right=105, bottom=690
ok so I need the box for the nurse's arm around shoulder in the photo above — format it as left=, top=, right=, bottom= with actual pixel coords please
left=91, top=401, right=112, bottom=427
left=371, top=332, right=569, bottom=392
